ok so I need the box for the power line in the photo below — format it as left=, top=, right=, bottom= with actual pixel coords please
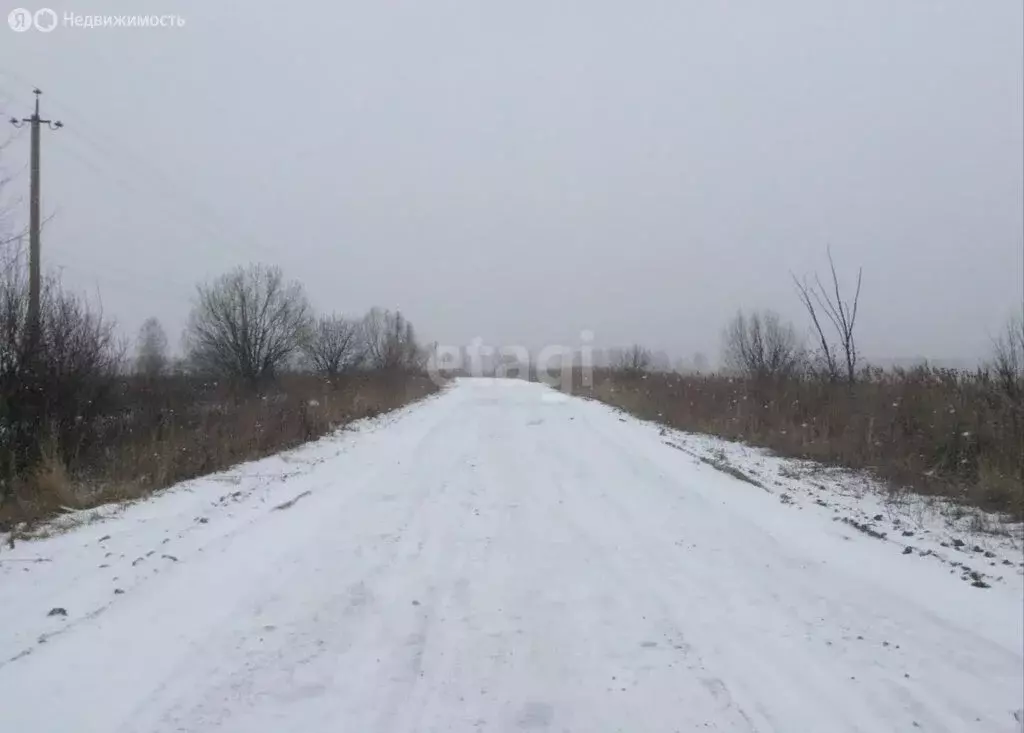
left=0, top=73, right=311, bottom=340
left=54, top=261, right=191, bottom=305
left=46, top=114, right=278, bottom=259
left=83, top=131, right=295, bottom=276
left=46, top=134, right=258, bottom=294
left=1, top=66, right=285, bottom=266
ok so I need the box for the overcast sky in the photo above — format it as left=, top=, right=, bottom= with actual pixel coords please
left=1, top=1, right=1021, bottom=365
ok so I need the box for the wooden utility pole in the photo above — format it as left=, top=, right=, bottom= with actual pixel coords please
left=10, top=88, right=62, bottom=344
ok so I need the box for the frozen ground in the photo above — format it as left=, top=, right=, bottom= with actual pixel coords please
left=1, top=378, right=1021, bottom=732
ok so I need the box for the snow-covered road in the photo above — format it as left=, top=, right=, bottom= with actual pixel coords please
left=2, top=379, right=1022, bottom=732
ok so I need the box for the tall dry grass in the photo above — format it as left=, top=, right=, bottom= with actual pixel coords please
left=571, top=366, right=1023, bottom=520
left=1, top=371, right=438, bottom=529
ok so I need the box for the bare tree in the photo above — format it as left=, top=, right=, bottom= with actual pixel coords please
left=185, top=264, right=312, bottom=384
left=722, top=310, right=803, bottom=380
left=38, top=280, right=123, bottom=431
left=361, top=308, right=425, bottom=371
left=0, top=264, right=121, bottom=503
left=991, top=312, right=1024, bottom=402
left=649, top=351, right=672, bottom=372
left=613, top=344, right=652, bottom=375
left=303, top=313, right=363, bottom=376
left=0, top=253, right=28, bottom=379
left=135, top=316, right=169, bottom=378
left=0, top=129, right=20, bottom=253
left=792, top=248, right=863, bottom=384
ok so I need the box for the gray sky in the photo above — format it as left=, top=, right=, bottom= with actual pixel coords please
left=1, top=0, right=1021, bottom=365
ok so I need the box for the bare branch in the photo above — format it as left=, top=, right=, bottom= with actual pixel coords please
left=303, top=313, right=363, bottom=377
left=185, top=264, right=312, bottom=384
left=792, top=249, right=863, bottom=383
left=361, top=308, right=426, bottom=372
left=135, top=317, right=169, bottom=378
left=990, top=311, right=1024, bottom=403
left=792, top=273, right=839, bottom=381
left=722, top=309, right=803, bottom=380
left=613, top=344, right=652, bottom=375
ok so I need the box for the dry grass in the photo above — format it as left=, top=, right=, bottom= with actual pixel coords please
left=1, top=371, right=439, bottom=530
left=570, top=366, right=1023, bottom=520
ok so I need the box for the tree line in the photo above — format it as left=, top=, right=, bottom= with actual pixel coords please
left=599, top=252, right=1022, bottom=519
left=0, top=256, right=428, bottom=511
left=137, top=263, right=428, bottom=382
left=615, top=250, right=1021, bottom=391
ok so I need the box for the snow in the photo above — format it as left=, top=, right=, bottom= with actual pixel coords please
left=1, top=378, right=1021, bottom=732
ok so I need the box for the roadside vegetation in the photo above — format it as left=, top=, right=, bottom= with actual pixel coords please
left=577, top=253, right=1024, bottom=521
left=0, top=255, right=436, bottom=530
left=579, top=360, right=1022, bottom=521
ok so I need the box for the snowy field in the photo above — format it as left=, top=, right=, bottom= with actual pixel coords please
left=1, top=378, right=1021, bottom=732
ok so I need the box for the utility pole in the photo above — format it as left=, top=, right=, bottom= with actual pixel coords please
left=10, top=88, right=62, bottom=346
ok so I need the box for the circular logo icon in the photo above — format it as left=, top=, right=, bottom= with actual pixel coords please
left=8, top=8, right=33, bottom=31
left=33, top=8, right=57, bottom=32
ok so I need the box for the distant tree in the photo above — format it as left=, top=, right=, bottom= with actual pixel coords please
left=614, top=344, right=652, bottom=375
left=185, top=264, right=312, bottom=384
left=361, top=308, right=425, bottom=371
left=722, top=310, right=803, bottom=380
left=991, top=312, right=1024, bottom=402
left=691, top=351, right=709, bottom=373
left=650, top=351, right=672, bottom=372
left=135, top=317, right=169, bottom=378
left=792, top=248, right=863, bottom=384
left=303, top=313, right=363, bottom=377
